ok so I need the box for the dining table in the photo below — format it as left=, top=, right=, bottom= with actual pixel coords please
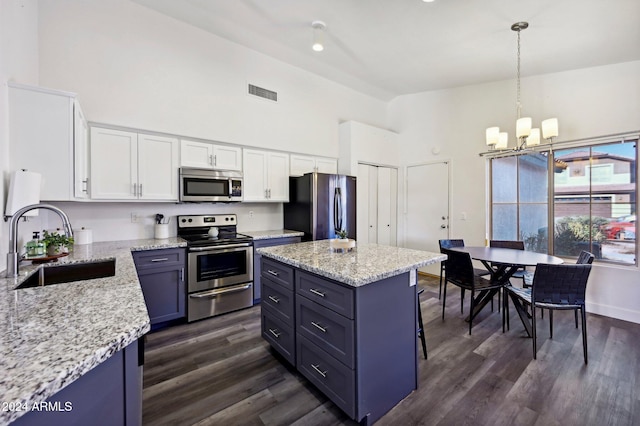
left=449, top=246, right=563, bottom=332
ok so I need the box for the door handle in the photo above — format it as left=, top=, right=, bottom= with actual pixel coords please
left=441, top=224, right=447, bottom=229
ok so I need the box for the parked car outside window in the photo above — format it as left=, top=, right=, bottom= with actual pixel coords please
left=603, top=215, right=636, bottom=240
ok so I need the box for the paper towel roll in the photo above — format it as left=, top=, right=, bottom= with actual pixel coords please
left=5, top=170, right=42, bottom=217
left=74, top=227, right=93, bottom=245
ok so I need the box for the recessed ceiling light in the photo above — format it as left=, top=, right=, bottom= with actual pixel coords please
left=422, top=0, right=435, bottom=3
left=311, top=21, right=326, bottom=52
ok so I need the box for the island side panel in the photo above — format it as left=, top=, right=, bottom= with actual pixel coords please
left=354, top=271, right=417, bottom=424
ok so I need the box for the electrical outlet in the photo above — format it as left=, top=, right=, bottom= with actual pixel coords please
left=249, top=211, right=254, bottom=218
left=461, top=212, right=467, bottom=221
left=131, top=212, right=139, bottom=223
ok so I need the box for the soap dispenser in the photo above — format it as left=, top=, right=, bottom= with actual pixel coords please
left=26, top=231, right=45, bottom=257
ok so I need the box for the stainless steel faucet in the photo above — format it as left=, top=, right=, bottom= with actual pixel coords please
left=6, top=203, right=74, bottom=278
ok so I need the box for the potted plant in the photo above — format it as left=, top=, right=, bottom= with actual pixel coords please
left=42, top=229, right=74, bottom=256
left=330, top=229, right=355, bottom=251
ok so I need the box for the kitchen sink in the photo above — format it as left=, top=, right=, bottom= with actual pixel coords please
left=17, top=259, right=116, bottom=289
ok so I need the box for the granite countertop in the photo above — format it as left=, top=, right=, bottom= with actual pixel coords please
left=0, top=237, right=186, bottom=425
left=242, top=229, right=304, bottom=240
left=257, top=240, right=445, bottom=287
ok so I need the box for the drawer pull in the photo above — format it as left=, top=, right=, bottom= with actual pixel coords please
left=309, top=288, right=326, bottom=297
left=267, top=270, right=280, bottom=277
left=268, top=295, right=280, bottom=304
left=150, top=258, right=169, bottom=262
left=311, top=321, right=327, bottom=333
left=269, top=328, right=282, bottom=338
left=311, top=364, right=327, bottom=378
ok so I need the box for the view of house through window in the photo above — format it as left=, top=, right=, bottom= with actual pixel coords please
left=490, top=139, right=638, bottom=265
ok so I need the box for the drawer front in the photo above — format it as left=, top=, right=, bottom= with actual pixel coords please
left=261, top=277, right=294, bottom=323
left=133, top=248, right=185, bottom=270
left=296, top=334, right=355, bottom=418
left=296, top=271, right=354, bottom=319
left=262, top=305, right=295, bottom=365
left=261, top=258, right=294, bottom=290
left=297, top=296, right=354, bottom=368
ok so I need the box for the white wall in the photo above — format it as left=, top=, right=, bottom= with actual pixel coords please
left=42, top=202, right=283, bottom=241
left=389, top=60, right=640, bottom=323
left=0, top=0, right=40, bottom=272
left=37, top=0, right=388, bottom=155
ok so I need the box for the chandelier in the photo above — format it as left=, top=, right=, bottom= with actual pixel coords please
left=486, top=22, right=559, bottom=151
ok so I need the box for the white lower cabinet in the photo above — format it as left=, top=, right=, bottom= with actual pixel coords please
left=90, top=127, right=179, bottom=201
left=243, top=149, right=289, bottom=202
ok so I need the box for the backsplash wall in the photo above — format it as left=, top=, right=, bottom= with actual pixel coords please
left=38, top=201, right=283, bottom=243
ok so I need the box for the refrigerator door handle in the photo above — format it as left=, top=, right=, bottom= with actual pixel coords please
left=334, top=187, right=343, bottom=233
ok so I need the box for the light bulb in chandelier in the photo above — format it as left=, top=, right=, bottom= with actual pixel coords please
left=486, top=127, right=500, bottom=146
left=516, top=117, right=532, bottom=139
left=526, top=128, right=541, bottom=147
left=495, top=132, right=509, bottom=150
left=542, top=118, right=559, bottom=141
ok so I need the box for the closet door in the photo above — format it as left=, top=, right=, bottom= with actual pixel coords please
left=377, top=168, right=397, bottom=246
left=356, top=164, right=397, bottom=246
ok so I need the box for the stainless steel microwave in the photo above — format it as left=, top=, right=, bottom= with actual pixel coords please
left=179, top=167, right=243, bottom=202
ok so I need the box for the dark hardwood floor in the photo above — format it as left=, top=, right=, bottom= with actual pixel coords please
left=142, top=275, right=640, bottom=425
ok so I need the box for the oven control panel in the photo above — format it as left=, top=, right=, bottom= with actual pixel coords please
left=178, top=214, right=237, bottom=228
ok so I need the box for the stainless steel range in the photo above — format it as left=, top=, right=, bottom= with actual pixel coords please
left=177, top=214, right=253, bottom=322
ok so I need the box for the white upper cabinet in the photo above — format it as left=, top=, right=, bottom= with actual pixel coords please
left=180, top=139, right=242, bottom=171
left=73, top=102, right=90, bottom=199
left=90, top=127, right=178, bottom=201
left=243, top=149, right=289, bottom=202
left=138, top=134, right=179, bottom=200
left=290, top=154, right=338, bottom=176
left=8, top=83, right=88, bottom=201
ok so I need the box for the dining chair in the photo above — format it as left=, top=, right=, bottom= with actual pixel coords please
left=489, top=240, right=533, bottom=285
left=441, top=248, right=503, bottom=335
left=538, top=250, right=594, bottom=320
left=438, top=239, right=464, bottom=300
left=504, top=262, right=593, bottom=363
left=417, top=288, right=428, bottom=359
left=438, top=240, right=491, bottom=312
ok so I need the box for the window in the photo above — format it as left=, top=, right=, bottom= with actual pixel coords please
left=490, top=137, right=638, bottom=265
left=491, top=153, right=549, bottom=252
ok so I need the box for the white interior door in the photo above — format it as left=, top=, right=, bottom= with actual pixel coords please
left=356, top=163, right=370, bottom=243
left=377, top=167, right=391, bottom=245
left=376, top=167, right=398, bottom=246
left=406, top=162, right=450, bottom=273
left=367, top=166, right=378, bottom=243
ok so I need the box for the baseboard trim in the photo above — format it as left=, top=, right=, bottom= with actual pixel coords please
left=586, top=301, right=640, bottom=324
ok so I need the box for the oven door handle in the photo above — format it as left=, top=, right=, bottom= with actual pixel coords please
left=190, top=283, right=252, bottom=298
left=189, top=243, right=252, bottom=251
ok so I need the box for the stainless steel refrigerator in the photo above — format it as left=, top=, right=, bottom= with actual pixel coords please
left=284, top=173, right=357, bottom=241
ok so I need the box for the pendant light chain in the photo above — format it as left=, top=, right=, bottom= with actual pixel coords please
left=516, top=28, right=522, bottom=120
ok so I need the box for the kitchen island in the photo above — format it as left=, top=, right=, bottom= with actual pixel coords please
left=0, top=238, right=186, bottom=425
left=258, top=240, right=444, bottom=425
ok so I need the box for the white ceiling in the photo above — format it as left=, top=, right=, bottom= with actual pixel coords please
left=132, top=0, right=640, bottom=101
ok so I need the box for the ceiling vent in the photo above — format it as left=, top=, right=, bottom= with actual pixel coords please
left=248, top=84, right=277, bottom=102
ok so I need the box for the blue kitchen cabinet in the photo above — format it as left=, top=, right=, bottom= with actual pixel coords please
left=133, top=248, right=186, bottom=326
